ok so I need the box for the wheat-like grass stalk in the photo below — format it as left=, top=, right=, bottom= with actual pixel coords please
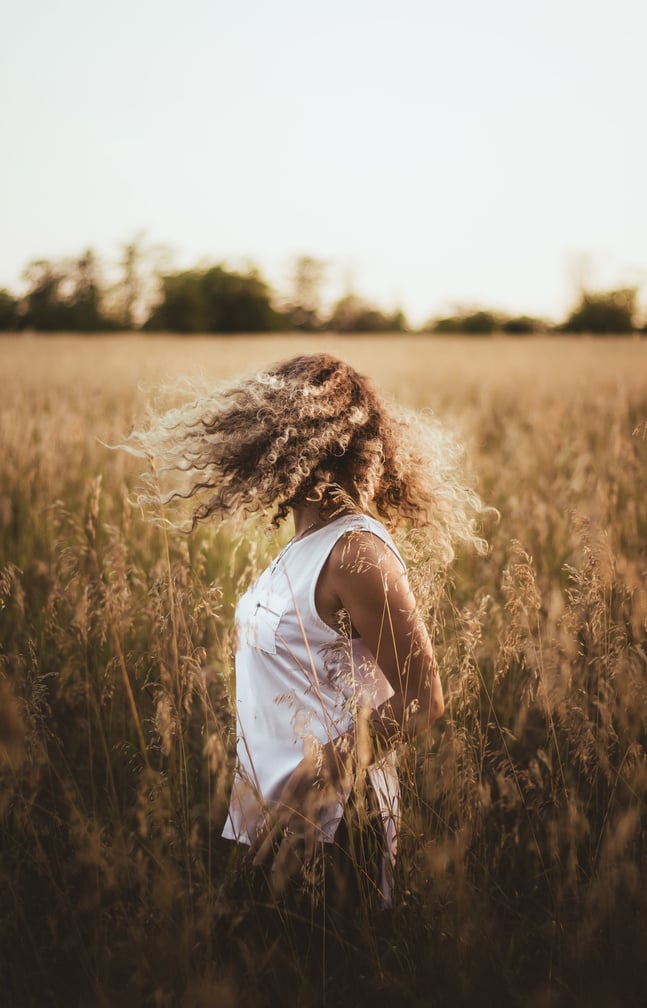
left=1, top=335, right=646, bottom=1005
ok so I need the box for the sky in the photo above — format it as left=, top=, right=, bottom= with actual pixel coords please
left=1, top=0, right=646, bottom=325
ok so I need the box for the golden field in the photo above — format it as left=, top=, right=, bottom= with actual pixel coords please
left=1, top=334, right=646, bottom=1007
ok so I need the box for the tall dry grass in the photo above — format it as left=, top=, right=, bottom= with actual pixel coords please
left=1, top=334, right=646, bottom=1007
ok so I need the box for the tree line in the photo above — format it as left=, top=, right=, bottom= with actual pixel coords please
left=0, top=240, right=644, bottom=335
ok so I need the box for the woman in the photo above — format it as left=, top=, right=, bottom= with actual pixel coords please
left=127, top=353, right=487, bottom=907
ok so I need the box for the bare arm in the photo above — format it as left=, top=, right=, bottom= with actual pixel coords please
left=251, top=529, right=444, bottom=870
left=339, top=530, right=443, bottom=725
left=322, top=529, right=444, bottom=767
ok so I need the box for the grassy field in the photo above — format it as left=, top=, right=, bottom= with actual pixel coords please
left=1, top=334, right=646, bottom=1007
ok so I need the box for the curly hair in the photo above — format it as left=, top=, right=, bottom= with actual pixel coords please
left=122, top=353, right=489, bottom=563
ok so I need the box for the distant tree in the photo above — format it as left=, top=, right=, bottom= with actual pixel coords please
left=22, top=251, right=115, bottom=332
left=116, top=240, right=141, bottom=329
left=456, top=310, right=499, bottom=334
left=106, top=233, right=173, bottom=329
left=22, top=260, right=74, bottom=331
left=386, top=308, right=408, bottom=332
left=146, top=270, right=205, bottom=332
left=0, top=288, right=19, bottom=330
left=501, top=315, right=547, bottom=334
left=561, top=288, right=637, bottom=334
left=328, top=293, right=407, bottom=333
left=286, top=255, right=327, bottom=330
left=203, top=266, right=285, bottom=332
left=145, top=264, right=286, bottom=333
left=429, top=316, right=459, bottom=334
left=429, top=310, right=500, bottom=334
left=67, top=249, right=111, bottom=331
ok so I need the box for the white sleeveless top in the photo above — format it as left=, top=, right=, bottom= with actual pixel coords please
left=222, top=513, right=402, bottom=903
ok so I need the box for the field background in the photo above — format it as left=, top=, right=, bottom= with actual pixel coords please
left=1, top=334, right=646, bottom=1007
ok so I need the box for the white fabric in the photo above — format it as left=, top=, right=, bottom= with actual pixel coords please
left=222, top=513, right=402, bottom=904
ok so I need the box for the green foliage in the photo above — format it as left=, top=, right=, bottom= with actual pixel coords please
left=145, top=265, right=287, bottom=333
left=501, top=314, right=547, bottom=334
left=429, top=309, right=501, bottom=334
left=2, top=241, right=646, bottom=336
left=68, top=249, right=110, bottom=332
left=425, top=310, right=549, bottom=336
left=21, top=251, right=117, bottom=332
left=145, top=269, right=206, bottom=332
left=106, top=233, right=174, bottom=329
left=22, top=259, right=72, bottom=330
left=111, top=236, right=148, bottom=329
left=285, top=255, right=327, bottom=331
left=0, top=288, right=18, bottom=330
left=561, top=287, right=638, bottom=333
left=328, top=293, right=407, bottom=333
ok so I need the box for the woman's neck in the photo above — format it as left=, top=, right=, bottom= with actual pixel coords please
left=291, top=502, right=359, bottom=539
left=291, top=505, right=326, bottom=539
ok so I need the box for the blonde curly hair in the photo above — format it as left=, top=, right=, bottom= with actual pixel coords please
left=123, top=353, right=488, bottom=563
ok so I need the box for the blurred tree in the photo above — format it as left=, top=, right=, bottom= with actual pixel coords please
left=456, top=310, right=499, bottom=334
left=328, top=293, right=407, bottom=333
left=68, top=249, right=110, bottom=331
left=144, top=264, right=286, bottom=333
left=146, top=270, right=205, bottom=333
left=108, top=233, right=173, bottom=329
left=22, top=252, right=115, bottom=332
left=117, top=239, right=140, bottom=329
left=201, top=266, right=280, bottom=332
left=501, top=315, right=547, bottom=334
left=287, top=255, right=327, bottom=330
left=429, top=310, right=501, bottom=334
left=561, top=288, right=638, bottom=334
left=0, top=288, right=19, bottom=330
left=22, top=260, right=74, bottom=331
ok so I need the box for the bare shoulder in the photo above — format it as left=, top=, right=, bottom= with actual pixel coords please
left=316, top=526, right=411, bottom=629
left=321, top=526, right=422, bottom=644
left=315, top=528, right=399, bottom=630
left=328, top=527, right=407, bottom=589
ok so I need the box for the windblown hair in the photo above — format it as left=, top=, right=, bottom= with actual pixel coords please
left=122, top=353, right=489, bottom=563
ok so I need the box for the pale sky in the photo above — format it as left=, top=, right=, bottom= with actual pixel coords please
left=1, top=0, right=646, bottom=325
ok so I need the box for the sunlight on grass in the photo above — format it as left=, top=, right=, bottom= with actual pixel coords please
left=1, top=334, right=646, bottom=1006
